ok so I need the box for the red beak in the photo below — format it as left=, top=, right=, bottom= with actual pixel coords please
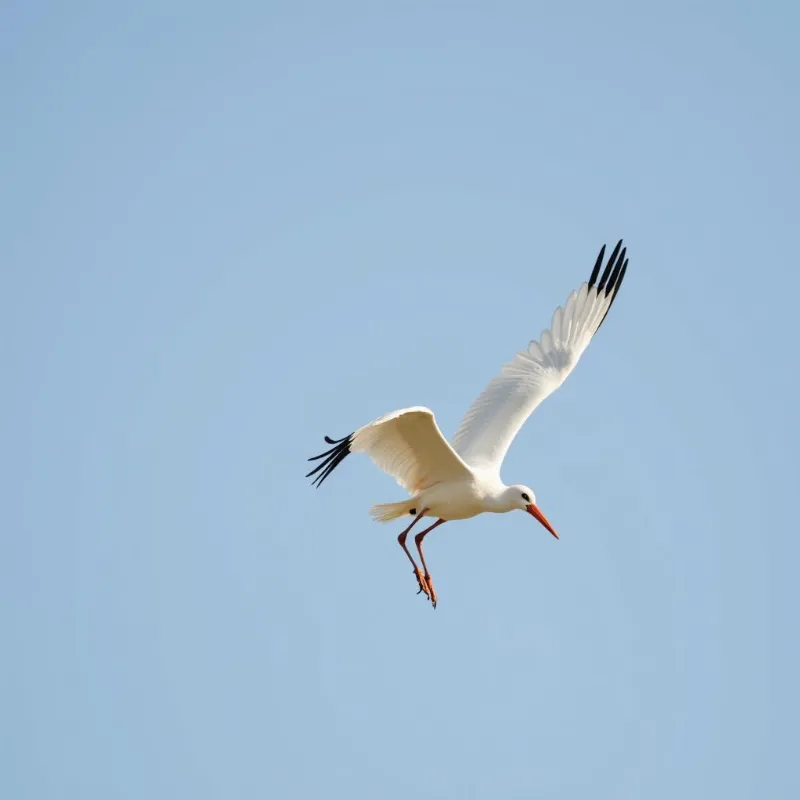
left=526, top=503, right=559, bottom=539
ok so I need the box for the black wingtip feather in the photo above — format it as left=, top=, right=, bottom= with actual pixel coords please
left=307, top=440, right=344, bottom=462
left=596, top=240, right=623, bottom=293
left=588, top=245, right=606, bottom=288
left=605, top=247, right=626, bottom=297
left=597, top=257, right=628, bottom=330
left=588, top=239, right=629, bottom=332
left=306, top=433, right=354, bottom=487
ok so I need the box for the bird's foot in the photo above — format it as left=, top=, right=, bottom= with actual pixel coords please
left=414, top=568, right=431, bottom=599
left=424, top=574, right=437, bottom=609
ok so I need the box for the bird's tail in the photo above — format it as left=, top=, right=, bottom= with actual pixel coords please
left=370, top=500, right=415, bottom=523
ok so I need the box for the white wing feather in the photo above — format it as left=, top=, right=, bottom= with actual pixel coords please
left=452, top=242, right=628, bottom=473
left=352, top=406, right=473, bottom=492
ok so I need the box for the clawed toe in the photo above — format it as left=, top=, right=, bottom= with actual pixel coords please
left=413, top=569, right=437, bottom=608
left=414, top=568, right=430, bottom=599
left=425, top=575, right=437, bottom=609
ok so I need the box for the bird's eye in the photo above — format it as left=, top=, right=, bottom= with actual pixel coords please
left=521, top=493, right=530, bottom=502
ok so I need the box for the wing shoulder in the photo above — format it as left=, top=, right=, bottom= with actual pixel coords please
left=352, top=407, right=472, bottom=492
left=308, top=406, right=472, bottom=492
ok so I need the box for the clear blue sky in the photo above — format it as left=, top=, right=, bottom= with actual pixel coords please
left=3, top=2, right=798, bottom=798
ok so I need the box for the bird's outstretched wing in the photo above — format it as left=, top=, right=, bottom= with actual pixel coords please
left=452, top=240, right=629, bottom=473
left=307, top=406, right=473, bottom=492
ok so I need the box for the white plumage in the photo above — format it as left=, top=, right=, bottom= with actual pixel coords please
left=350, top=407, right=472, bottom=494
left=307, top=240, right=629, bottom=607
left=452, top=277, right=619, bottom=471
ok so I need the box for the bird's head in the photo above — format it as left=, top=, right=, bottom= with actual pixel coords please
left=506, top=485, right=559, bottom=540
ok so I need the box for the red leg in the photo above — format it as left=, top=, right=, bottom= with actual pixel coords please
left=397, top=509, right=430, bottom=598
left=414, top=519, right=447, bottom=609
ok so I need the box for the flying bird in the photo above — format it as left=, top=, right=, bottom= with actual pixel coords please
left=307, top=240, right=629, bottom=607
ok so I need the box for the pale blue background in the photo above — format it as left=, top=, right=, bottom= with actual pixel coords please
left=3, top=2, right=798, bottom=798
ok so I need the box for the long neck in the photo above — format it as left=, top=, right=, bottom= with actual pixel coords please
left=484, top=483, right=513, bottom=513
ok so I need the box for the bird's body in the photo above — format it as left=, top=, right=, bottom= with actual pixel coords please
left=307, top=240, right=630, bottom=607
left=389, top=465, right=509, bottom=522
left=414, top=470, right=506, bottom=521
